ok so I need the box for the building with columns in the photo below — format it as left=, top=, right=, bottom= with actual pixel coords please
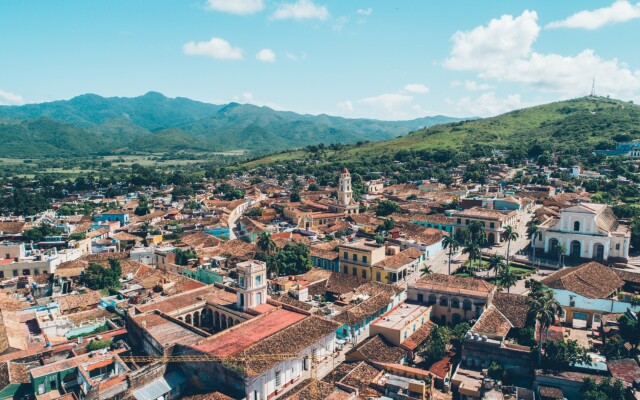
left=536, top=203, right=630, bottom=263
left=451, top=207, right=517, bottom=245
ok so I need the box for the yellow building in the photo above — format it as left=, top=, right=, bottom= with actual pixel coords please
left=370, top=303, right=432, bottom=347
left=338, top=240, right=386, bottom=281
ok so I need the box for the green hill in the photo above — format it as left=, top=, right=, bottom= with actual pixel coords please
left=246, top=96, right=640, bottom=166
left=0, top=92, right=466, bottom=158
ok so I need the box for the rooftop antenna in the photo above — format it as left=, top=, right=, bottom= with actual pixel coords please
left=590, top=77, right=596, bottom=97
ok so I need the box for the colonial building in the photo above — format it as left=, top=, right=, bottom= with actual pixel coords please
left=536, top=203, right=630, bottom=263
left=407, top=274, right=496, bottom=325
left=451, top=207, right=517, bottom=245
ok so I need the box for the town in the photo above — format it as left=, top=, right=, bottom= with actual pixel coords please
left=2, top=149, right=640, bottom=400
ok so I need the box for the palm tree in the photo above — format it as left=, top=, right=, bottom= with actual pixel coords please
left=462, top=241, right=481, bottom=276
left=500, top=266, right=518, bottom=293
left=469, top=221, right=486, bottom=245
left=555, top=243, right=566, bottom=267
left=442, top=235, right=460, bottom=275
left=503, top=225, right=519, bottom=267
left=528, top=288, right=560, bottom=357
left=528, top=223, right=541, bottom=269
left=487, top=253, right=505, bottom=278
left=267, top=255, right=282, bottom=279
left=457, top=228, right=471, bottom=244
left=420, top=264, right=433, bottom=276
left=257, top=232, right=277, bottom=255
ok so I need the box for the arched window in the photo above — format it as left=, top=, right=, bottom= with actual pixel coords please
left=463, top=299, right=472, bottom=311
left=573, top=221, right=580, bottom=231
left=428, top=294, right=437, bottom=305
left=451, top=298, right=460, bottom=309
left=439, top=297, right=449, bottom=307
left=452, top=313, right=462, bottom=325
left=571, top=240, right=582, bottom=258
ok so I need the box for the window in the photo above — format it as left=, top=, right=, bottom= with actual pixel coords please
left=275, top=371, right=282, bottom=387
left=352, top=254, right=357, bottom=262
left=361, top=270, right=367, bottom=279
left=573, top=221, right=580, bottom=231
left=239, top=277, right=245, bottom=287
left=616, top=243, right=620, bottom=250
left=451, top=298, right=460, bottom=309
left=12, top=270, right=18, bottom=277
left=404, top=331, right=408, bottom=339
left=413, top=324, right=416, bottom=332
left=463, top=299, right=472, bottom=311
left=465, top=219, right=470, bottom=225
left=0, top=271, right=3, bottom=279
left=376, top=272, right=381, bottom=282
left=255, top=275, right=261, bottom=286
left=417, top=293, right=424, bottom=302
left=343, top=266, right=347, bottom=274
left=34, top=269, right=39, bottom=275
left=362, top=255, right=368, bottom=264
left=4, top=253, right=9, bottom=259
left=457, top=218, right=461, bottom=224
left=489, top=222, right=495, bottom=229
left=440, top=297, right=448, bottom=307
left=428, top=294, right=436, bottom=305
left=343, top=252, right=348, bottom=260
left=352, top=268, right=357, bottom=276
left=22, top=269, right=30, bottom=276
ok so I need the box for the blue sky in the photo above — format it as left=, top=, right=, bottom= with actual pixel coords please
left=1, top=0, right=639, bottom=119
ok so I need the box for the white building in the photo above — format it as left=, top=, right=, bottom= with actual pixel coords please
left=536, top=203, right=630, bottom=262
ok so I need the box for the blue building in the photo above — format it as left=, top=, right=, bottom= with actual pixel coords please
left=310, top=248, right=340, bottom=272
left=93, top=211, right=130, bottom=227
left=409, top=214, right=455, bottom=233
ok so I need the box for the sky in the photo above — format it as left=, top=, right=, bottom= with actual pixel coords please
left=1, top=0, right=640, bottom=119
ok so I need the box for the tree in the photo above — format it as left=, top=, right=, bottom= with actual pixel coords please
left=290, top=190, right=301, bottom=202
left=376, top=200, right=400, bottom=217
left=528, top=287, right=560, bottom=345
left=175, top=249, right=197, bottom=266
left=419, top=265, right=433, bottom=276
left=542, top=339, right=591, bottom=370
left=487, top=253, right=505, bottom=278
left=420, top=326, right=451, bottom=361
left=442, top=235, right=460, bottom=276
left=528, top=223, right=541, bottom=269
left=257, top=232, right=277, bottom=255
left=582, top=377, right=626, bottom=400
left=451, top=322, right=471, bottom=344
left=462, top=241, right=480, bottom=276
left=134, top=194, right=151, bottom=216
left=503, top=225, right=519, bottom=267
left=376, top=218, right=395, bottom=233
left=469, top=221, right=485, bottom=244
left=500, top=267, right=518, bottom=293
left=275, top=243, right=312, bottom=276
left=23, top=223, right=61, bottom=242
left=80, top=263, right=121, bottom=293
left=617, top=311, right=640, bottom=350
left=555, top=242, right=566, bottom=266
left=487, top=361, right=505, bottom=381
left=68, top=232, right=86, bottom=241
left=602, top=335, right=629, bottom=360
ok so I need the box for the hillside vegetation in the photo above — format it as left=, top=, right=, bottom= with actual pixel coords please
left=0, top=92, right=465, bottom=157
left=246, top=96, right=640, bottom=166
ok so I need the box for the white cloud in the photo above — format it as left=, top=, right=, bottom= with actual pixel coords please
left=183, top=37, right=244, bottom=60
left=232, top=92, right=254, bottom=102
left=270, top=0, right=329, bottom=21
left=451, top=80, right=495, bottom=91
left=285, top=52, right=307, bottom=61
left=357, top=8, right=372, bottom=16
left=256, top=48, right=276, bottom=62
left=444, top=10, right=640, bottom=99
left=456, top=92, right=525, bottom=117
left=444, top=10, right=540, bottom=72
left=404, top=83, right=429, bottom=94
left=337, top=100, right=354, bottom=112
left=546, top=1, right=640, bottom=30
left=357, top=93, right=415, bottom=119
left=205, top=0, right=264, bottom=15
left=0, top=89, right=25, bottom=106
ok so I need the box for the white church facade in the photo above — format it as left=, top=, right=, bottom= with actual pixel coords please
left=536, top=203, right=630, bottom=263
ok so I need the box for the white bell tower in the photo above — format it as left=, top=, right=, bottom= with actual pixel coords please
left=338, top=168, right=353, bottom=206
left=236, top=260, right=267, bottom=311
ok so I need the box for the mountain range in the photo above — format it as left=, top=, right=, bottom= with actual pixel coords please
left=247, top=96, right=640, bottom=165
left=0, top=92, right=468, bottom=157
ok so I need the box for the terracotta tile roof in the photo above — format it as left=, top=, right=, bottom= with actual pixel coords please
left=452, top=207, right=516, bottom=222
left=67, top=308, right=112, bottom=325
left=86, top=227, right=110, bottom=238
left=0, top=311, right=27, bottom=354
left=402, top=320, right=437, bottom=351
left=541, top=262, right=624, bottom=299
left=0, top=222, right=26, bottom=233
left=613, top=268, right=640, bottom=284
left=411, top=273, right=496, bottom=296
left=469, top=305, right=512, bottom=338
left=538, top=385, right=563, bottom=399
left=178, top=232, right=221, bottom=249
left=607, top=358, right=640, bottom=387
left=242, top=315, right=341, bottom=377
left=347, top=335, right=408, bottom=364
left=272, top=294, right=313, bottom=311
left=309, top=246, right=339, bottom=261
left=492, top=292, right=530, bottom=329
left=110, top=232, right=143, bottom=242
left=335, top=361, right=381, bottom=393
left=374, top=251, right=418, bottom=271
left=0, top=293, right=24, bottom=312
left=199, top=239, right=257, bottom=261
left=284, top=379, right=352, bottom=400
left=181, top=392, right=236, bottom=400
left=56, top=290, right=103, bottom=311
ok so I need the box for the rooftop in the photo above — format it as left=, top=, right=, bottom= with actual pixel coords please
left=541, top=261, right=624, bottom=299
left=371, top=303, right=429, bottom=330
left=411, top=273, right=495, bottom=296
